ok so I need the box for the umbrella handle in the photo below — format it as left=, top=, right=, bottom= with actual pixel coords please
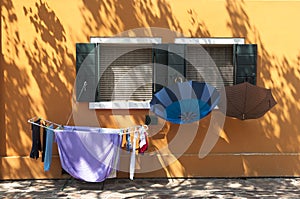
left=174, top=76, right=183, bottom=83
left=143, top=125, right=149, bottom=131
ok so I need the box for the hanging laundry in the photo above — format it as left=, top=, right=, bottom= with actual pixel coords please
left=44, top=125, right=54, bottom=171
left=139, top=129, right=148, bottom=154
left=129, top=126, right=148, bottom=180
left=54, top=126, right=122, bottom=182
left=130, top=129, right=139, bottom=180
left=126, top=130, right=132, bottom=152
left=42, top=127, right=47, bottom=162
left=30, top=118, right=42, bottom=159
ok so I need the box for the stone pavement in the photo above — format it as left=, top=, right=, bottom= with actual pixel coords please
left=1, top=177, right=300, bottom=198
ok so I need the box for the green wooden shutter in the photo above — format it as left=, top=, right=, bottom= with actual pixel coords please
left=76, top=43, right=99, bottom=102
left=234, top=44, right=257, bottom=85
left=153, top=44, right=168, bottom=93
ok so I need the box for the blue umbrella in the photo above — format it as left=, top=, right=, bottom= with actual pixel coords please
left=150, top=81, right=220, bottom=124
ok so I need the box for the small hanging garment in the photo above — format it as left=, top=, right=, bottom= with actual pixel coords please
left=139, top=130, right=148, bottom=154
left=42, top=127, right=47, bottom=162
left=126, top=130, right=132, bottom=152
left=44, top=125, right=54, bottom=171
left=54, top=126, right=122, bottom=182
left=130, top=129, right=138, bottom=180
left=30, top=119, right=42, bottom=159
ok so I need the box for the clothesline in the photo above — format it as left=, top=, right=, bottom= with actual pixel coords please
left=27, top=116, right=148, bottom=135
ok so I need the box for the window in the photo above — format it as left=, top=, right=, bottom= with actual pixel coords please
left=75, top=38, right=257, bottom=109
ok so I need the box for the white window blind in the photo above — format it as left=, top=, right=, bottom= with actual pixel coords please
left=96, top=44, right=153, bottom=102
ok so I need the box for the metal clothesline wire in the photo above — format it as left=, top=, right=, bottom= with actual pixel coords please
left=54, top=125, right=148, bottom=134
left=28, top=116, right=148, bottom=135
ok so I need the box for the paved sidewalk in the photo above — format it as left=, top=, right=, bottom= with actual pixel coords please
left=1, top=177, right=300, bottom=198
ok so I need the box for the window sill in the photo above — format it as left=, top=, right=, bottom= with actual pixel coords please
left=89, top=101, right=150, bottom=109
left=89, top=101, right=220, bottom=111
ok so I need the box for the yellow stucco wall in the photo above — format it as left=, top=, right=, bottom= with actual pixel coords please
left=1, top=0, right=300, bottom=179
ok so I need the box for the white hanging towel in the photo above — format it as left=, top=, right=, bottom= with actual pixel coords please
left=129, top=129, right=139, bottom=180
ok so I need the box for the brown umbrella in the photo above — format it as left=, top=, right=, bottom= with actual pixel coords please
left=219, top=82, right=277, bottom=120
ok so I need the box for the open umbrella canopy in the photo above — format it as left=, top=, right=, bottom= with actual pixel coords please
left=150, top=81, right=220, bottom=124
left=219, top=82, right=277, bottom=120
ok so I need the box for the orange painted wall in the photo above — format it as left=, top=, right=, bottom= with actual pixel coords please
left=1, top=0, right=300, bottom=179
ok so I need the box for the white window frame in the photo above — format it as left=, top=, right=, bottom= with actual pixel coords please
left=174, top=37, right=245, bottom=45
left=90, top=37, right=162, bottom=44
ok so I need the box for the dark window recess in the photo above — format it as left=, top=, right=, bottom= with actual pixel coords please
left=153, top=44, right=168, bottom=93
left=153, top=44, right=185, bottom=93
left=168, top=44, right=186, bottom=84
left=234, top=44, right=257, bottom=85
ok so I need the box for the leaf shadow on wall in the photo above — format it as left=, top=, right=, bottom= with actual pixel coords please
left=1, top=0, right=75, bottom=178
left=225, top=0, right=300, bottom=175
left=80, top=0, right=184, bottom=39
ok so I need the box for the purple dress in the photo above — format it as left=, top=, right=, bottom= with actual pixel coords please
left=54, top=126, right=122, bottom=182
